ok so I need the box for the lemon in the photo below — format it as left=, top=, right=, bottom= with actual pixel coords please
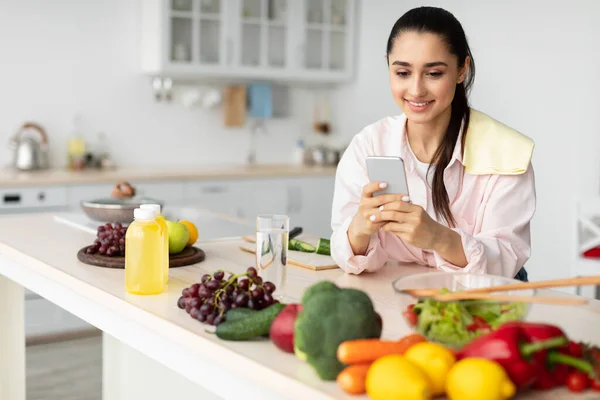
left=404, top=342, right=456, bottom=396
left=446, top=358, right=516, bottom=400
left=365, top=354, right=432, bottom=400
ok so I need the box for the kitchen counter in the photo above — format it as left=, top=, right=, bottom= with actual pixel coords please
left=0, top=213, right=599, bottom=399
left=0, top=164, right=337, bottom=187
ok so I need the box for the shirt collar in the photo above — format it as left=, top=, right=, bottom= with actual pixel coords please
left=392, top=113, right=466, bottom=172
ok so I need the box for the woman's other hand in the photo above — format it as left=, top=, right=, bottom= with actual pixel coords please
left=376, top=199, right=442, bottom=250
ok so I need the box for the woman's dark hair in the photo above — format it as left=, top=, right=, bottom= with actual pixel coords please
left=386, top=6, right=475, bottom=227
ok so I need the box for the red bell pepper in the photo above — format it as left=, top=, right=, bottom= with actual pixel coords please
left=456, top=321, right=568, bottom=390
left=515, top=322, right=600, bottom=390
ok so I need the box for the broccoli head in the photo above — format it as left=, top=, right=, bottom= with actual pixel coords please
left=294, top=281, right=382, bottom=380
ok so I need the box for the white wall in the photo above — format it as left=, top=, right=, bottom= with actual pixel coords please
left=1, top=0, right=598, bottom=282
left=0, top=0, right=324, bottom=169
left=332, top=0, right=600, bottom=281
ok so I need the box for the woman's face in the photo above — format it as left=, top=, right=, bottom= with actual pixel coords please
left=388, top=31, right=468, bottom=125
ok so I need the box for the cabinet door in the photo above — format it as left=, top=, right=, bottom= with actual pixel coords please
left=229, top=0, right=291, bottom=69
left=299, top=0, right=354, bottom=76
left=240, top=179, right=288, bottom=219
left=168, top=0, right=227, bottom=66
left=182, top=180, right=244, bottom=217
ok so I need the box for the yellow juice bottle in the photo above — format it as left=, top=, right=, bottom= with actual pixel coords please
left=125, top=208, right=164, bottom=295
left=140, top=204, right=169, bottom=284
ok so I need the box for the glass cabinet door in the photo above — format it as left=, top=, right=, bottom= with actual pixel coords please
left=198, top=0, right=222, bottom=64
left=304, top=0, right=348, bottom=71
left=240, top=0, right=289, bottom=68
left=170, top=0, right=194, bottom=63
left=169, top=0, right=223, bottom=65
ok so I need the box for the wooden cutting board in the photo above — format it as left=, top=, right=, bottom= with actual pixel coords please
left=240, top=235, right=338, bottom=271
left=77, top=246, right=206, bottom=269
left=223, top=86, right=247, bottom=127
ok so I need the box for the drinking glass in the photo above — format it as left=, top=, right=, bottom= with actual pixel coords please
left=256, top=214, right=289, bottom=300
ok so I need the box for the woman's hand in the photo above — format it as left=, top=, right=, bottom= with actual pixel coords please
left=375, top=199, right=442, bottom=250
left=375, top=199, right=469, bottom=267
left=347, top=182, right=404, bottom=255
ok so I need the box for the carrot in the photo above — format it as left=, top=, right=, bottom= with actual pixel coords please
left=337, top=333, right=427, bottom=365
left=337, top=363, right=371, bottom=395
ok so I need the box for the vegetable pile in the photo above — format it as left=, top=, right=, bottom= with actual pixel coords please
left=177, top=276, right=600, bottom=398
left=294, top=281, right=383, bottom=380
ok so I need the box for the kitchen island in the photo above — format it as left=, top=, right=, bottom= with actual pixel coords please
left=0, top=213, right=599, bottom=400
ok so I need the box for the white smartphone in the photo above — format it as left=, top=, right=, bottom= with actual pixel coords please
left=366, top=156, right=410, bottom=196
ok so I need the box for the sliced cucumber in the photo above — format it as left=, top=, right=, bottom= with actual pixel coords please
left=316, top=238, right=331, bottom=256
left=289, top=238, right=316, bottom=253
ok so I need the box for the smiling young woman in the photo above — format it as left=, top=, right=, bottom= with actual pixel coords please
left=330, top=6, right=535, bottom=281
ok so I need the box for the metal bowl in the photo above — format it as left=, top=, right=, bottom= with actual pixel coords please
left=80, top=197, right=164, bottom=224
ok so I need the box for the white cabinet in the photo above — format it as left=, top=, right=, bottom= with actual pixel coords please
left=0, top=186, right=68, bottom=211
left=139, top=0, right=356, bottom=84
left=240, top=176, right=335, bottom=238
left=182, top=179, right=245, bottom=217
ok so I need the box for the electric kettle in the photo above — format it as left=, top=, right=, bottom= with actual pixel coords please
left=9, top=122, right=50, bottom=171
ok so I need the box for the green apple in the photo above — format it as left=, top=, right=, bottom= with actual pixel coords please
left=165, top=220, right=190, bottom=254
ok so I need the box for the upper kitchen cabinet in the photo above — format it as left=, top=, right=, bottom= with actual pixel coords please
left=139, top=0, right=356, bottom=84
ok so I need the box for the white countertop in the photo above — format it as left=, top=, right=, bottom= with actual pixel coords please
left=0, top=212, right=599, bottom=399
left=0, top=164, right=337, bottom=187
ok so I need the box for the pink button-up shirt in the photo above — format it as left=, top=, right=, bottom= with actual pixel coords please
left=330, top=113, right=536, bottom=278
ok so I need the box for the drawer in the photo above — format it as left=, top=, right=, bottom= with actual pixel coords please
left=0, top=186, right=68, bottom=210
left=182, top=180, right=243, bottom=216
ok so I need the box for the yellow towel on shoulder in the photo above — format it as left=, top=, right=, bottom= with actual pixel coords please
left=463, top=109, right=535, bottom=175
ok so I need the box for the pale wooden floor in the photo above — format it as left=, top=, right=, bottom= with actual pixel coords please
left=26, top=335, right=102, bottom=400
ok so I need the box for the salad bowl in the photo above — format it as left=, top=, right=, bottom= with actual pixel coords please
left=392, top=272, right=535, bottom=348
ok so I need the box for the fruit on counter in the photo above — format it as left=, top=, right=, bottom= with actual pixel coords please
left=177, top=266, right=279, bottom=326
left=86, top=222, right=128, bottom=257
left=404, top=342, right=456, bottom=396
left=293, top=281, right=382, bottom=381
left=315, top=238, right=331, bottom=255
left=216, top=303, right=285, bottom=341
left=337, top=334, right=427, bottom=365
left=405, top=291, right=527, bottom=348
left=269, top=304, right=302, bottom=353
left=515, top=322, right=578, bottom=390
left=566, top=371, right=590, bottom=392
left=456, top=321, right=570, bottom=390
left=336, top=363, right=371, bottom=395
left=445, top=358, right=516, bottom=400
left=165, top=220, right=189, bottom=254
left=335, top=334, right=427, bottom=395
left=365, top=354, right=433, bottom=400
left=179, top=220, right=198, bottom=246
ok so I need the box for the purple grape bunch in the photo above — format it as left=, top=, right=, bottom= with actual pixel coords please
left=177, top=266, right=278, bottom=326
left=86, top=222, right=128, bottom=257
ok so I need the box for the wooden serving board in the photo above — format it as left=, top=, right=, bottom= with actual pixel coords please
left=240, top=235, right=338, bottom=271
left=77, top=246, right=205, bottom=269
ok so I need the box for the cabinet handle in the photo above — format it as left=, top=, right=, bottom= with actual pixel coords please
left=298, top=43, right=305, bottom=67
left=3, top=194, right=20, bottom=204
left=227, top=38, right=233, bottom=65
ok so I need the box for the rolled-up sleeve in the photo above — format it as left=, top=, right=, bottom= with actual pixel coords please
left=432, top=165, right=536, bottom=278
left=330, top=135, right=389, bottom=274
